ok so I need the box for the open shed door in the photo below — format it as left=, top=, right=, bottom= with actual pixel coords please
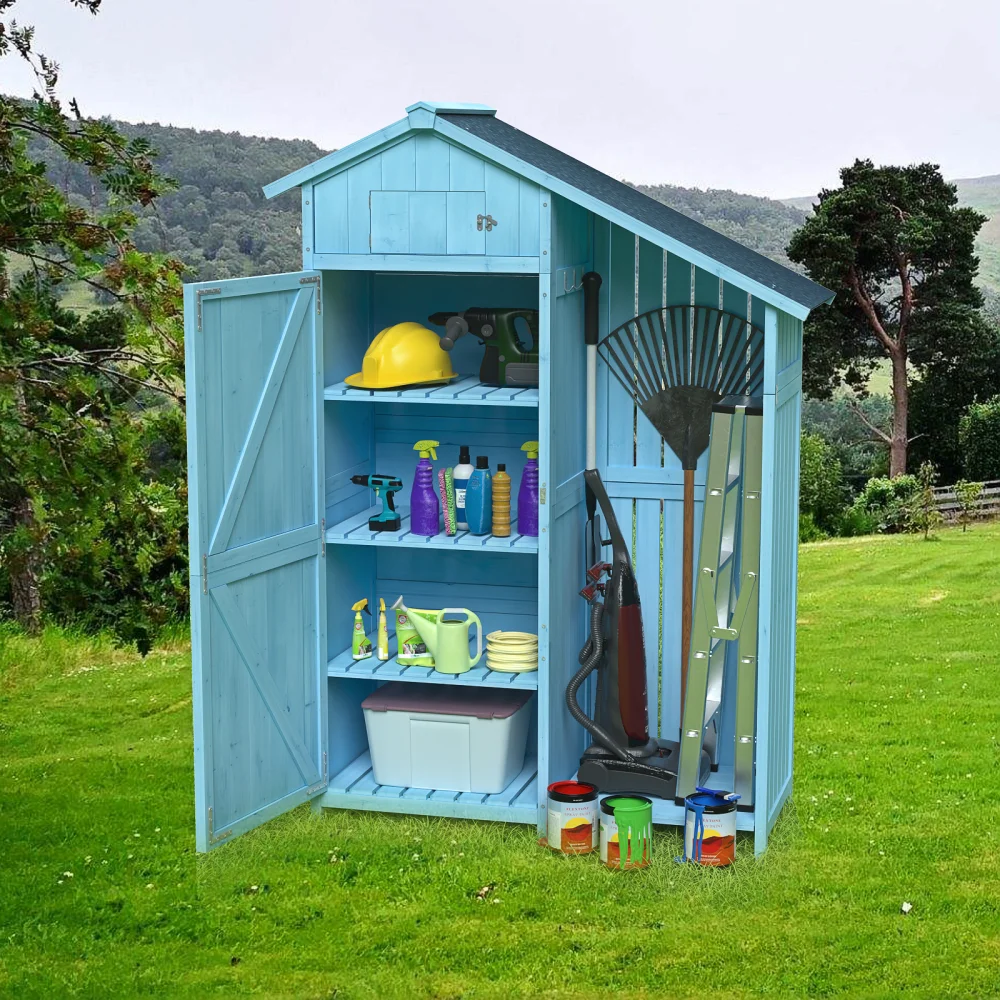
left=184, top=271, right=326, bottom=852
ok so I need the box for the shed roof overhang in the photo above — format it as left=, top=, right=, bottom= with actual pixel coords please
left=263, top=103, right=834, bottom=321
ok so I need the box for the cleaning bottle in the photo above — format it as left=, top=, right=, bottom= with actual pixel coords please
left=453, top=445, right=474, bottom=530
left=351, top=599, right=372, bottom=659
left=492, top=463, right=512, bottom=537
left=377, top=598, right=389, bottom=661
left=466, top=456, right=493, bottom=535
left=518, top=441, right=540, bottom=537
left=410, top=440, right=440, bottom=536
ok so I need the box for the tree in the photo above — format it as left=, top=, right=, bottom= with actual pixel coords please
left=958, top=397, right=1000, bottom=481
left=908, top=314, right=1000, bottom=483
left=953, top=480, right=984, bottom=532
left=908, top=461, right=943, bottom=540
left=788, top=160, right=988, bottom=477
left=798, top=432, right=846, bottom=534
left=0, top=0, right=184, bottom=632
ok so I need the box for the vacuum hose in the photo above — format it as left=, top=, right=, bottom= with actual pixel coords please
left=565, top=599, right=632, bottom=763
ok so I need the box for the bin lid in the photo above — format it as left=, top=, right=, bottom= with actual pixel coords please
left=361, top=682, right=533, bottom=719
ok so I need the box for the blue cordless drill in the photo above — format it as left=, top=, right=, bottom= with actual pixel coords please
left=351, top=473, right=403, bottom=531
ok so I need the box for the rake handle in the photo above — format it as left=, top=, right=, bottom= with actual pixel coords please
left=681, top=468, right=694, bottom=714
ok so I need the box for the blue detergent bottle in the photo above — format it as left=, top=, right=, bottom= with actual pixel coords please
left=465, top=456, right=493, bottom=535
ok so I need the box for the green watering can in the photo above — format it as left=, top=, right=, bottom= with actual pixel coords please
left=394, top=597, right=482, bottom=675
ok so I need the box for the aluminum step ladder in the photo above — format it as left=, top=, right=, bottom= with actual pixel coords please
left=675, top=394, right=763, bottom=806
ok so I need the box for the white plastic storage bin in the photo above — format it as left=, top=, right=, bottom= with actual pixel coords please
left=361, top=683, right=533, bottom=793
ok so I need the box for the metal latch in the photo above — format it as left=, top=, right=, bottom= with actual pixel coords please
left=476, top=214, right=498, bottom=232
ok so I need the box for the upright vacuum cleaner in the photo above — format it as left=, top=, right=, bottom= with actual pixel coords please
left=565, top=272, right=682, bottom=799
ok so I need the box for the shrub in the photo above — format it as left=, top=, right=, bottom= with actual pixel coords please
left=799, top=432, right=847, bottom=533
left=837, top=506, right=879, bottom=537
left=849, top=474, right=919, bottom=533
left=798, top=512, right=828, bottom=543
left=959, top=397, right=1000, bottom=480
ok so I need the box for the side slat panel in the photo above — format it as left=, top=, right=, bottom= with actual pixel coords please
left=756, top=305, right=803, bottom=853
left=542, top=195, right=592, bottom=806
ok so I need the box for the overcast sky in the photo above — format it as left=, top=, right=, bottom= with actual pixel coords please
left=2, top=0, right=998, bottom=198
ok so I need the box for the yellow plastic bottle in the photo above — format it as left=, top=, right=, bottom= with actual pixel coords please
left=492, top=463, right=512, bottom=537
left=377, top=598, right=389, bottom=661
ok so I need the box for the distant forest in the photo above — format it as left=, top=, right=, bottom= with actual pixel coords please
left=26, top=119, right=809, bottom=281
left=25, top=122, right=324, bottom=282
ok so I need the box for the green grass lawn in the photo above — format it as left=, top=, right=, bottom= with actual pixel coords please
left=2, top=525, right=999, bottom=999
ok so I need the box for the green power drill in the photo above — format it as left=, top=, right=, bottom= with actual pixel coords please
left=351, top=473, right=403, bottom=531
left=428, top=308, right=539, bottom=388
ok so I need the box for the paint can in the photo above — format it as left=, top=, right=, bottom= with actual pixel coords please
left=546, top=780, right=598, bottom=854
left=682, top=788, right=739, bottom=866
left=600, top=795, right=652, bottom=869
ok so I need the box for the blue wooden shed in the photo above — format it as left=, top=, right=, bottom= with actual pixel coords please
left=183, top=101, right=832, bottom=854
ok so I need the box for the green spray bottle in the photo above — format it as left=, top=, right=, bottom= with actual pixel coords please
left=351, top=599, right=373, bottom=660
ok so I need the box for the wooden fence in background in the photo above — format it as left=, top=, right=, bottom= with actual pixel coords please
left=933, top=480, right=1000, bottom=521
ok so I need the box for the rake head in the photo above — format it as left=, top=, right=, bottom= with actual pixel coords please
left=598, top=306, right=764, bottom=469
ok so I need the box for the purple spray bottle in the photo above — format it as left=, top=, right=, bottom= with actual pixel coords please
left=518, top=440, right=540, bottom=537
left=410, top=440, right=440, bottom=536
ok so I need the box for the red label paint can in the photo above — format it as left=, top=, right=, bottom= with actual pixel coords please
left=546, top=781, right=598, bottom=854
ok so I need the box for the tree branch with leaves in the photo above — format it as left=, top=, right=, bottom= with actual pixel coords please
left=788, top=160, right=988, bottom=477
left=0, top=0, right=186, bottom=635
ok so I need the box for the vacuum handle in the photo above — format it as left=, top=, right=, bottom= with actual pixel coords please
left=583, top=271, right=602, bottom=346
left=583, top=270, right=602, bottom=480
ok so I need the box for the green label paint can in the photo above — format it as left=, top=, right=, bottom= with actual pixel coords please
left=600, top=795, right=652, bottom=869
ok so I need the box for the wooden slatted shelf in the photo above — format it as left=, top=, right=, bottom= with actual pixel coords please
left=328, top=640, right=538, bottom=689
left=320, top=750, right=538, bottom=824
left=324, top=375, right=539, bottom=408
left=326, top=506, right=538, bottom=553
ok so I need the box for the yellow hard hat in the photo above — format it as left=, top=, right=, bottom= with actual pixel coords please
left=345, top=322, right=457, bottom=389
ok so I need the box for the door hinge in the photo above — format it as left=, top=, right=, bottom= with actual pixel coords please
left=320, top=519, right=326, bottom=557
left=195, top=286, right=221, bottom=332
left=477, top=214, right=498, bottom=232
left=539, top=485, right=546, bottom=505
left=201, top=553, right=208, bottom=594
left=299, top=275, right=321, bottom=315
left=207, top=806, right=232, bottom=845
left=307, top=751, right=328, bottom=795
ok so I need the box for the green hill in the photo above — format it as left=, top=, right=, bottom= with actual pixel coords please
left=631, top=183, right=807, bottom=269
left=784, top=175, right=1000, bottom=299
left=23, top=121, right=325, bottom=284
left=953, top=174, right=1000, bottom=297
